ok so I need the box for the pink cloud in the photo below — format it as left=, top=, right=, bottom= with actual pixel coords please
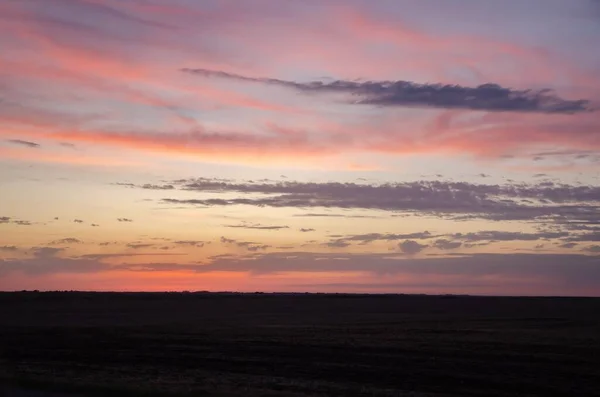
left=1, top=0, right=598, bottom=168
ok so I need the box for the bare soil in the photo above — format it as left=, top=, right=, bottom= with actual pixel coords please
left=1, top=292, right=599, bottom=396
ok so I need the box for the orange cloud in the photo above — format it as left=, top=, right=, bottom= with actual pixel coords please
left=2, top=107, right=598, bottom=168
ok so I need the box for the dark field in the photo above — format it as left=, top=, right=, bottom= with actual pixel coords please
left=1, top=292, right=599, bottom=397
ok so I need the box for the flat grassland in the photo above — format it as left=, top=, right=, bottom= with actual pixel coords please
left=1, top=292, right=599, bottom=396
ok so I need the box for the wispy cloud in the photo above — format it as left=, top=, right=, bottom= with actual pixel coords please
left=157, top=178, right=600, bottom=226
left=450, top=231, right=569, bottom=242
left=330, top=231, right=438, bottom=245
left=183, top=68, right=594, bottom=114
left=433, top=239, right=463, bottom=250
left=31, top=247, right=64, bottom=258
left=30, top=0, right=178, bottom=31
left=220, top=236, right=271, bottom=252
left=141, top=184, right=175, bottom=190
left=6, top=139, right=40, bottom=148
left=126, top=243, right=154, bottom=249
left=49, top=238, right=83, bottom=245
left=324, top=229, right=579, bottom=250
left=225, top=222, right=289, bottom=230
left=173, top=240, right=206, bottom=247
left=0, top=246, right=18, bottom=252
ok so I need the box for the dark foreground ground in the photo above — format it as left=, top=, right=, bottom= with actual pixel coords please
left=1, top=292, right=599, bottom=397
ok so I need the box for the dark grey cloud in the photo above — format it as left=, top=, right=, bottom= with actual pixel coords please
left=433, top=239, right=463, bottom=250
left=225, top=223, right=289, bottom=230
left=333, top=231, right=437, bottom=244
left=0, top=253, right=186, bottom=277
left=326, top=229, right=576, bottom=250
left=173, top=240, right=206, bottom=247
left=186, top=252, right=600, bottom=292
left=300, top=228, right=315, bottom=232
left=276, top=245, right=295, bottom=250
left=0, top=217, right=11, bottom=224
left=324, top=240, right=351, bottom=248
left=0, top=246, right=18, bottom=252
left=293, top=213, right=380, bottom=219
left=141, top=184, right=175, bottom=190
left=464, top=242, right=493, bottom=248
left=14, top=220, right=32, bottom=226
left=49, top=238, right=83, bottom=245
left=182, top=68, right=593, bottom=114
left=31, top=247, right=64, bottom=258
left=530, top=150, right=600, bottom=166
left=91, top=223, right=100, bottom=227
left=79, top=253, right=183, bottom=260
left=452, top=230, right=569, bottom=242
left=399, top=240, right=428, bottom=255
left=126, top=243, right=154, bottom=249
left=247, top=244, right=271, bottom=252
left=585, top=245, right=600, bottom=253
left=159, top=178, right=600, bottom=226
left=220, top=236, right=270, bottom=251
left=177, top=178, right=600, bottom=205
left=0, top=257, right=107, bottom=276
left=117, top=218, right=133, bottom=222
left=564, top=224, right=600, bottom=232
left=73, top=219, right=84, bottom=223
left=559, top=242, right=578, bottom=249
left=6, top=139, right=40, bottom=148
left=564, top=233, right=600, bottom=242
left=534, top=149, right=597, bottom=157
left=114, top=263, right=205, bottom=273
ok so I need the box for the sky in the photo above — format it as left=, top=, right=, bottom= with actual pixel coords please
left=1, top=0, right=600, bottom=296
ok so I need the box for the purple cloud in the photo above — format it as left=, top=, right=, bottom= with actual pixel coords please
left=183, top=68, right=594, bottom=114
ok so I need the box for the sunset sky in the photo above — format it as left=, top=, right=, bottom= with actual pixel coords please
left=1, top=0, right=599, bottom=295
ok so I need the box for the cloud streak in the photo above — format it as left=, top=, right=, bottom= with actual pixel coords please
left=183, top=68, right=594, bottom=114
left=225, top=223, right=289, bottom=231
left=157, top=178, right=600, bottom=227
left=220, top=236, right=271, bottom=252
left=49, top=238, right=83, bottom=245
left=6, top=139, right=40, bottom=148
